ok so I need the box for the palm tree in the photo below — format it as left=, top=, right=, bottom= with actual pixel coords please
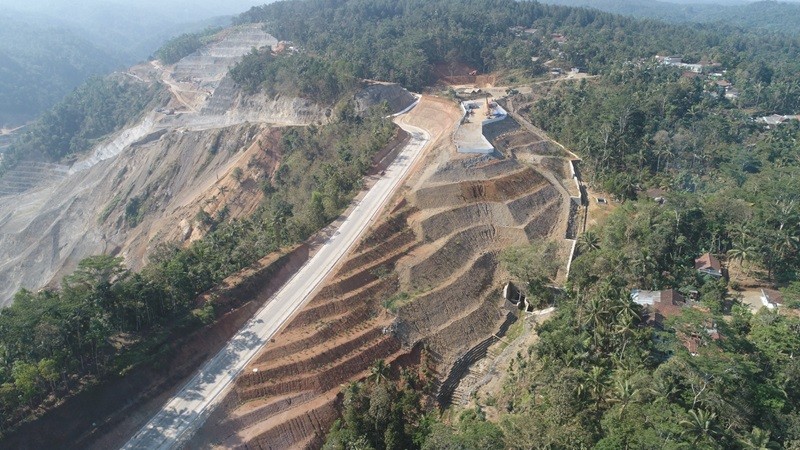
left=613, top=311, right=637, bottom=357
left=370, top=359, right=389, bottom=385
left=584, top=366, right=608, bottom=406
left=584, top=297, right=608, bottom=331
left=728, top=223, right=751, bottom=245
left=577, top=230, right=600, bottom=253
left=680, top=408, right=720, bottom=445
left=728, top=242, right=757, bottom=271
left=739, top=427, right=779, bottom=450
left=608, top=378, right=639, bottom=418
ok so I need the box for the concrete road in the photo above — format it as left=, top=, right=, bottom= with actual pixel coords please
left=121, top=112, right=431, bottom=450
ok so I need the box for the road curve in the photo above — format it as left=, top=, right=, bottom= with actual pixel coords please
left=121, top=109, right=431, bottom=450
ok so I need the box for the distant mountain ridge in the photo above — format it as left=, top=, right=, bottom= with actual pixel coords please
left=0, top=14, right=120, bottom=127
left=0, top=1, right=245, bottom=127
left=540, top=0, right=800, bottom=34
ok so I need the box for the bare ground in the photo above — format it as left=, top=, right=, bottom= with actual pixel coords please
left=188, top=94, right=578, bottom=448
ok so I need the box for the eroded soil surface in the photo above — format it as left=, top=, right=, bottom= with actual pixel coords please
left=189, top=96, right=577, bottom=449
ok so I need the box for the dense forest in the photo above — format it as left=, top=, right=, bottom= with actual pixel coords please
left=230, top=50, right=357, bottom=105
left=543, top=0, right=800, bottom=35
left=0, top=74, right=164, bottom=176
left=154, top=27, right=222, bottom=64
left=528, top=63, right=800, bottom=284
left=236, top=0, right=800, bottom=85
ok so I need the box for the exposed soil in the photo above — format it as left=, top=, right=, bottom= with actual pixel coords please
left=188, top=95, right=577, bottom=448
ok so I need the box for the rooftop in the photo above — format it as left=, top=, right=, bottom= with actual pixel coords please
left=632, top=288, right=688, bottom=327
left=695, top=253, right=721, bottom=272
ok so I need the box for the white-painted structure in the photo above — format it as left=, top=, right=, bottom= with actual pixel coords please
left=454, top=100, right=507, bottom=154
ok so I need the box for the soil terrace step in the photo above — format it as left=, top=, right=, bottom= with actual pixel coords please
left=416, top=183, right=559, bottom=242
left=404, top=224, right=499, bottom=291
left=337, top=228, right=416, bottom=276
left=352, top=207, right=416, bottom=254
left=523, top=200, right=562, bottom=240
left=313, top=250, right=405, bottom=300
left=239, top=346, right=409, bottom=449
left=290, top=277, right=391, bottom=328
left=236, top=335, right=401, bottom=402
left=237, top=393, right=337, bottom=450
left=245, top=326, right=385, bottom=378
left=425, top=289, right=505, bottom=358
left=222, top=391, right=317, bottom=433
left=253, top=304, right=375, bottom=364
left=413, top=166, right=546, bottom=209
left=396, top=253, right=498, bottom=344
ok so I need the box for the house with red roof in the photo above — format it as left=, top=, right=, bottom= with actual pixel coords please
left=695, top=253, right=723, bottom=278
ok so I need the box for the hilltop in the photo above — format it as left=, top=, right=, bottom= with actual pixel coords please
left=541, top=0, right=800, bottom=35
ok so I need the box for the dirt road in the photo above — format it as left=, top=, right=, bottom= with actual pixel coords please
left=120, top=109, right=431, bottom=450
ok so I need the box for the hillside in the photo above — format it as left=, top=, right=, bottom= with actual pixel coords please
left=541, top=0, right=800, bottom=34
left=0, top=14, right=121, bottom=126
left=0, top=0, right=258, bottom=127
left=0, top=18, right=425, bottom=443
left=0, top=25, right=325, bottom=306
left=2, top=0, right=800, bottom=448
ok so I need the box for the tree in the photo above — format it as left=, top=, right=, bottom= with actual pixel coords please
left=11, top=361, right=40, bottom=406
left=370, top=359, right=390, bottom=385
left=738, top=427, right=779, bottom=450
left=680, top=408, right=720, bottom=445
left=577, top=230, right=600, bottom=253
left=727, top=242, right=756, bottom=271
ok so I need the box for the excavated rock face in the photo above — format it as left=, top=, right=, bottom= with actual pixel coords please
left=353, top=81, right=417, bottom=116
left=0, top=25, right=325, bottom=306
left=0, top=22, right=419, bottom=305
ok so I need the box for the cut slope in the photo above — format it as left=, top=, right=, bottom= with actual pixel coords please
left=192, top=94, right=574, bottom=448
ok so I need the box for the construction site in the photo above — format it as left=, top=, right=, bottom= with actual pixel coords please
left=162, top=86, right=583, bottom=447
left=0, top=23, right=591, bottom=450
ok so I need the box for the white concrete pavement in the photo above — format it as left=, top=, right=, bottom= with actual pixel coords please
left=121, top=111, right=431, bottom=450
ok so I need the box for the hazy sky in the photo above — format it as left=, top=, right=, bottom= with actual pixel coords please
left=0, top=0, right=268, bottom=22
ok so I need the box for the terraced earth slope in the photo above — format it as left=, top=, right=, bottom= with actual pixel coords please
left=190, top=96, right=576, bottom=449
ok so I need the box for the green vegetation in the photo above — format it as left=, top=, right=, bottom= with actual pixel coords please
left=3, top=75, right=163, bottom=169
left=501, top=241, right=560, bottom=308
left=155, top=27, right=221, bottom=64
left=235, top=0, right=548, bottom=90
left=0, top=14, right=121, bottom=126
left=326, top=202, right=800, bottom=448
left=530, top=71, right=800, bottom=283
left=544, top=0, right=800, bottom=36
left=231, top=51, right=357, bottom=105
left=383, top=292, right=411, bottom=313
left=5, top=0, right=800, bottom=444
left=0, top=100, right=396, bottom=435
left=325, top=359, right=435, bottom=449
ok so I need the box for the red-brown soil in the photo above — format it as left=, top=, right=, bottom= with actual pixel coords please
left=189, top=95, right=575, bottom=449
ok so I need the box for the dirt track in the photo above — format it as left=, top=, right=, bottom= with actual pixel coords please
left=187, top=96, right=576, bottom=448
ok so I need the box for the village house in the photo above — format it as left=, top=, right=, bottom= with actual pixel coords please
left=631, top=288, right=720, bottom=355
left=724, top=88, right=740, bottom=100
left=760, top=288, right=785, bottom=310
left=757, top=114, right=800, bottom=127
left=695, top=252, right=723, bottom=278
left=631, top=288, right=687, bottom=328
